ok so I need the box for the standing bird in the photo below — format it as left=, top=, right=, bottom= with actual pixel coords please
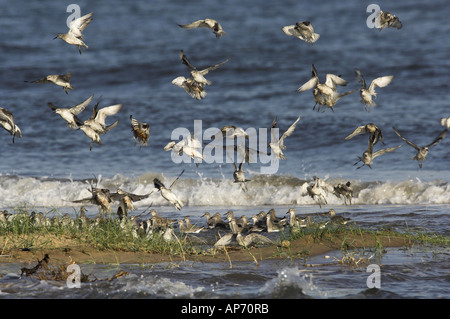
left=214, top=233, right=236, bottom=248
left=281, top=21, right=320, bottom=45
left=130, top=115, right=150, bottom=148
left=286, top=208, right=307, bottom=228
left=236, top=231, right=273, bottom=248
left=324, top=209, right=351, bottom=225
left=153, top=170, right=185, bottom=210
left=202, top=212, right=228, bottom=229
left=297, top=64, right=356, bottom=112
left=0, top=107, right=22, bottom=143
left=392, top=127, right=447, bottom=168
left=345, top=123, right=385, bottom=145
left=54, top=12, right=94, bottom=54
left=48, top=94, right=94, bottom=129
left=26, top=72, right=73, bottom=94
left=178, top=19, right=226, bottom=38
left=269, top=115, right=301, bottom=160
left=354, top=69, right=394, bottom=112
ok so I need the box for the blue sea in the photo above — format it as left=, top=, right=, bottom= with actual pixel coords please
left=0, top=0, right=449, bottom=300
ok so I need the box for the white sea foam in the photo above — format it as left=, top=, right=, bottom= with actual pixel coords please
left=0, top=173, right=449, bottom=211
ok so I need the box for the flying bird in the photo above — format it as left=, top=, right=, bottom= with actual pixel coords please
left=269, top=115, right=301, bottom=160
left=229, top=158, right=251, bottom=192
left=297, top=64, right=356, bottom=112
left=164, top=134, right=204, bottom=166
left=333, top=181, right=353, bottom=205
left=377, top=11, right=402, bottom=30
left=26, top=72, right=74, bottom=94
left=354, top=69, right=394, bottom=111
left=153, top=170, right=185, bottom=210
left=281, top=21, right=320, bottom=45
left=354, top=138, right=401, bottom=169
left=171, top=76, right=206, bottom=100
left=345, top=123, right=385, bottom=145
left=78, top=124, right=102, bottom=150
left=48, top=94, right=94, bottom=129
left=178, top=19, right=226, bottom=38
left=306, top=176, right=329, bottom=208
left=0, top=107, right=22, bottom=143
left=179, top=50, right=231, bottom=86
left=441, top=117, right=450, bottom=128
left=392, top=126, right=447, bottom=168
left=83, top=102, right=123, bottom=134
left=54, top=12, right=94, bottom=54
left=71, top=179, right=113, bottom=214
left=215, top=125, right=249, bottom=140
left=130, top=115, right=150, bottom=148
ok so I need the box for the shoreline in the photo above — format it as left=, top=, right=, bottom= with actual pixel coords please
left=0, top=232, right=409, bottom=265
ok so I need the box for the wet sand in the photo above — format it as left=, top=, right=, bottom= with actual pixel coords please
left=0, top=233, right=409, bottom=265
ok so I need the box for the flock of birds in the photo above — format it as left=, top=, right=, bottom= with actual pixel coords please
left=0, top=203, right=349, bottom=249
left=0, top=8, right=449, bottom=236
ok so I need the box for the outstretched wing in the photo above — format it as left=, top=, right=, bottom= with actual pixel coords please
left=281, top=25, right=297, bottom=36
left=297, top=76, right=318, bottom=92
left=69, top=12, right=93, bottom=37
left=70, top=94, right=94, bottom=115
left=178, top=19, right=209, bottom=29
left=369, top=75, right=394, bottom=92
left=325, top=74, right=347, bottom=89
left=344, top=125, right=366, bottom=140
left=372, top=145, right=401, bottom=159
left=199, top=58, right=231, bottom=75
left=354, top=68, right=366, bottom=88
left=59, top=72, right=72, bottom=82
left=425, top=129, right=447, bottom=148
left=179, top=50, right=196, bottom=70
left=392, top=126, right=420, bottom=150
left=280, top=116, right=301, bottom=144
left=94, top=104, right=123, bottom=126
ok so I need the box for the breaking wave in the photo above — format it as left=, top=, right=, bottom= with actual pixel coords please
left=0, top=172, right=449, bottom=211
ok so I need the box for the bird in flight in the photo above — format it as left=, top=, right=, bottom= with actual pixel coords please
left=0, top=107, right=22, bottom=143
left=282, top=21, right=320, bottom=45
left=297, top=64, right=356, bottom=112
left=54, top=12, right=94, bottom=54
left=26, top=72, right=74, bottom=94
left=354, top=69, right=394, bottom=112
left=269, top=115, right=301, bottom=160
left=392, top=126, right=447, bottom=168
left=48, top=94, right=94, bottom=129
left=178, top=19, right=226, bottom=38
